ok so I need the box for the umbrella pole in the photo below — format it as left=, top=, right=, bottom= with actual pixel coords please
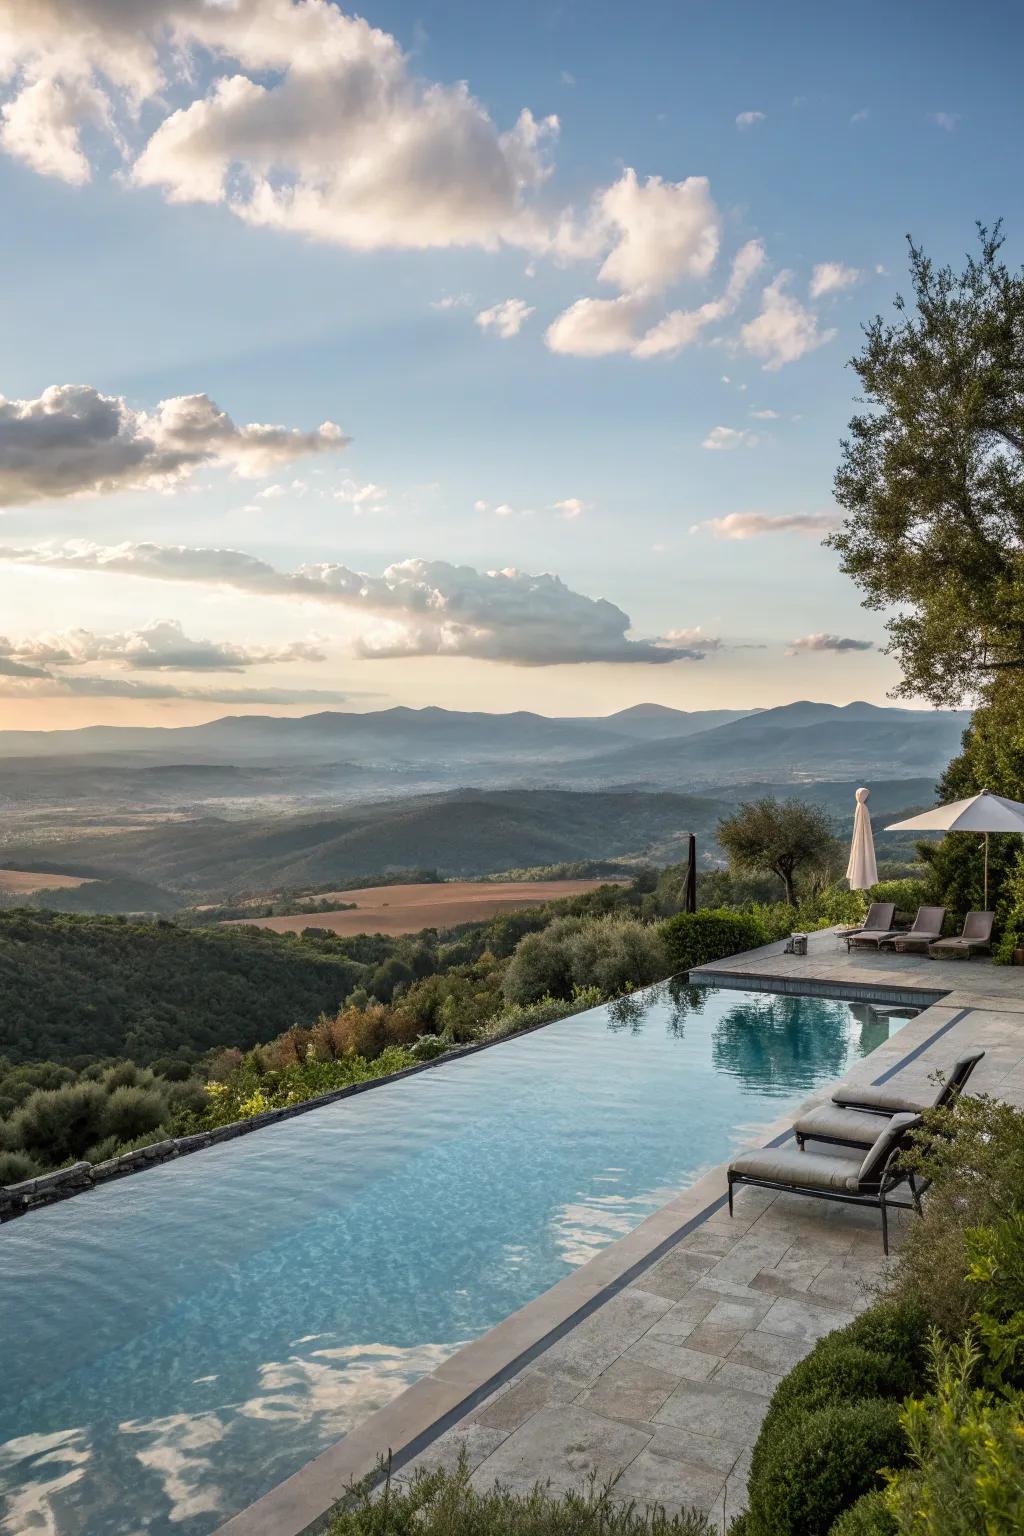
left=985, top=832, right=989, bottom=910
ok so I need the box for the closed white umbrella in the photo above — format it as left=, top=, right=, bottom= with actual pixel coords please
left=886, top=788, right=1024, bottom=908
left=846, top=786, right=878, bottom=890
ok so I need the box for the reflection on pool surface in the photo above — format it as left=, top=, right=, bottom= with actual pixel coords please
left=0, top=982, right=910, bottom=1535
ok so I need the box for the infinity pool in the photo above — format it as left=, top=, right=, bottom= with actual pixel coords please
left=0, top=982, right=910, bottom=1536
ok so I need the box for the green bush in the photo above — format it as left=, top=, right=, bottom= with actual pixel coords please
left=100, top=1085, right=169, bottom=1144
left=659, top=909, right=767, bottom=973
left=326, top=1463, right=715, bottom=1535
left=6, top=1081, right=109, bottom=1163
left=503, top=915, right=668, bottom=1005
left=746, top=1398, right=905, bottom=1536
left=828, top=1490, right=898, bottom=1535
left=0, top=1149, right=41, bottom=1184
left=868, top=878, right=935, bottom=918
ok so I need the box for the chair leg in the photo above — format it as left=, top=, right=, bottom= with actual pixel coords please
left=727, top=1176, right=734, bottom=1217
left=795, top=1132, right=805, bottom=1150
left=880, top=1194, right=889, bottom=1257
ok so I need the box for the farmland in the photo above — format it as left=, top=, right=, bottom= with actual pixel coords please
left=223, top=878, right=622, bottom=936
left=0, top=869, right=94, bottom=894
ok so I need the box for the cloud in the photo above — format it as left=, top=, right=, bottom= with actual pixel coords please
left=545, top=294, right=647, bottom=357
left=739, top=274, right=835, bottom=370
left=929, top=111, right=960, bottom=131
left=546, top=239, right=764, bottom=360
left=7, top=620, right=325, bottom=673
left=692, top=511, right=840, bottom=540
left=749, top=408, right=781, bottom=419
left=475, top=298, right=535, bottom=338
left=590, top=170, right=720, bottom=296
left=655, top=627, right=722, bottom=654
left=334, top=479, right=387, bottom=510
left=431, top=293, right=472, bottom=311
left=785, top=633, right=874, bottom=655
left=850, top=108, right=869, bottom=125
left=735, top=111, right=765, bottom=129
left=0, top=541, right=695, bottom=667
left=0, top=384, right=347, bottom=507
left=552, top=498, right=588, bottom=519
left=0, top=1, right=560, bottom=254
left=702, top=426, right=759, bottom=452
left=809, top=261, right=861, bottom=298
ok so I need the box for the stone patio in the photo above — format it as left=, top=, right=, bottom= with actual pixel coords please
left=218, top=931, right=1024, bottom=1536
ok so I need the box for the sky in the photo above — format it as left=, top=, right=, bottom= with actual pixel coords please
left=1, top=0, right=1022, bottom=730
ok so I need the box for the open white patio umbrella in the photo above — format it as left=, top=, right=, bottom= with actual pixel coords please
left=886, top=788, right=1024, bottom=908
left=846, top=787, right=878, bottom=890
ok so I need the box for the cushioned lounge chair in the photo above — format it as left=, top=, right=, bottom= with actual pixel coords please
left=878, top=906, right=946, bottom=952
left=841, top=903, right=896, bottom=951
left=794, top=1049, right=985, bottom=1150
left=830, top=1047, right=985, bottom=1115
left=728, top=1112, right=923, bottom=1254
left=929, top=911, right=995, bottom=959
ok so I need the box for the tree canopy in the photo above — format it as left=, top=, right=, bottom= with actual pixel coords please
left=716, top=798, right=836, bottom=906
left=830, top=223, right=1024, bottom=705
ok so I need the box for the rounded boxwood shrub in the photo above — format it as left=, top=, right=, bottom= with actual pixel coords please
left=747, top=1398, right=904, bottom=1536
left=828, top=1490, right=898, bottom=1536
left=659, top=909, right=767, bottom=974
left=841, top=1299, right=930, bottom=1379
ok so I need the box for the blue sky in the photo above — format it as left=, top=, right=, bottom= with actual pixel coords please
left=0, top=0, right=1021, bottom=728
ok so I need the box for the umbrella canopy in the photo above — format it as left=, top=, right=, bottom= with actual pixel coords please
left=886, top=789, right=1024, bottom=907
left=846, top=787, right=878, bottom=890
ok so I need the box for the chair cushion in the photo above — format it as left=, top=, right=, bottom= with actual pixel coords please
left=849, top=929, right=897, bottom=945
left=730, top=1146, right=862, bottom=1193
left=857, top=1112, right=921, bottom=1186
left=833, top=1081, right=934, bottom=1113
left=793, top=1103, right=895, bottom=1147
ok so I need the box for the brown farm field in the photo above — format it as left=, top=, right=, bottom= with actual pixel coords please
left=0, top=869, right=94, bottom=894
left=223, top=879, right=622, bottom=937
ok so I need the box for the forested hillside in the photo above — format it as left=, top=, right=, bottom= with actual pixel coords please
left=0, top=911, right=364, bottom=1064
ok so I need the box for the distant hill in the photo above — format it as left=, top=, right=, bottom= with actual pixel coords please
left=1, top=789, right=729, bottom=900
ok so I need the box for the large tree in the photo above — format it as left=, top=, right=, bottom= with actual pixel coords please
left=717, top=798, right=837, bottom=906
left=829, top=224, right=1024, bottom=705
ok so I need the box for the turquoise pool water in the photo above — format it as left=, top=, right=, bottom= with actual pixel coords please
left=0, top=982, right=910, bottom=1536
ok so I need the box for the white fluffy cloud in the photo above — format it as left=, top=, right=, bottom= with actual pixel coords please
left=735, top=111, right=765, bottom=129
left=809, top=261, right=861, bottom=298
left=786, top=633, right=873, bottom=655
left=6, top=620, right=325, bottom=673
left=701, top=426, right=759, bottom=452
left=655, top=627, right=722, bottom=655
left=692, top=511, right=840, bottom=540
left=591, top=171, right=720, bottom=296
left=547, top=239, right=764, bottom=360
left=739, top=275, right=836, bottom=370
left=0, top=541, right=696, bottom=667
left=0, top=384, right=346, bottom=507
left=0, top=673, right=354, bottom=704
left=475, top=298, right=535, bottom=338
left=0, top=1, right=559, bottom=254
left=552, top=498, right=588, bottom=519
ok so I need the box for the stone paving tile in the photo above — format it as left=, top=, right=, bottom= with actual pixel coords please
left=645, top=1290, right=720, bottom=1339
left=611, top=1444, right=728, bottom=1518
left=473, top=1368, right=579, bottom=1432
left=625, top=1334, right=721, bottom=1381
left=653, top=1378, right=771, bottom=1444
left=726, top=1327, right=814, bottom=1375
left=468, top=1404, right=652, bottom=1498
left=710, top=1359, right=783, bottom=1397
left=640, top=1248, right=719, bottom=1300
left=540, top=1289, right=674, bottom=1384
left=396, top=1422, right=510, bottom=1483
left=683, top=1294, right=776, bottom=1356
left=576, top=1357, right=681, bottom=1425
left=759, top=1293, right=856, bottom=1342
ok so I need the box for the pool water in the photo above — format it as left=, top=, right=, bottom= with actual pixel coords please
left=0, top=982, right=909, bottom=1536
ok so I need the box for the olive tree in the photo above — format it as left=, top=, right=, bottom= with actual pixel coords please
left=717, top=798, right=837, bottom=906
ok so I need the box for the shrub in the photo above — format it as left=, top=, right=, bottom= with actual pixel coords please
left=6, top=1081, right=109, bottom=1163
left=887, top=1097, right=1024, bottom=1334
left=868, top=878, right=935, bottom=919
left=746, top=1398, right=905, bottom=1536
left=883, top=1331, right=1024, bottom=1536
left=503, top=915, right=667, bottom=1005
left=660, top=909, right=767, bottom=973
left=828, top=1490, right=898, bottom=1535
left=0, top=1149, right=41, bottom=1184
left=326, top=1462, right=715, bottom=1535
left=100, top=1085, right=169, bottom=1144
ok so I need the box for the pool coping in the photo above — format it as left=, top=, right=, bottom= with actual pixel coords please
left=214, top=969, right=962, bottom=1536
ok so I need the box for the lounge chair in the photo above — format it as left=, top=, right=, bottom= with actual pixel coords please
left=929, top=910, right=995, bottom=959
left=793, top=1049, right=985, bottom=1149
left=878, top=906, right=946, bottom=953
left=830, top=1047, right=985, bottom=1115
left=841, top=903, right=896, bottom=951
left=728, top=1112, right=924, bottom=1254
